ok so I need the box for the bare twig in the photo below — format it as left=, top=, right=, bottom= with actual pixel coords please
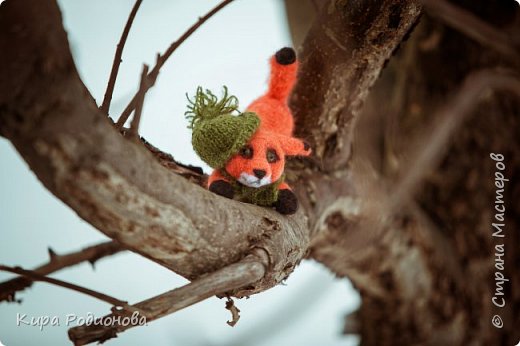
left=225, top=297, right=240, bottom=326
left=128, top=64, right=149, bottom=138
left=0, top=241, right=124, bottom=303
left=68, top=259, right=266, bottom=345
left=348, top=70, right=520, bottom=256
left=115, top=0, right=235, bottom=129
left=217, top=272, right=333, bottom=346
left=389, top=69, right=520, bottom=211
left=0, top=265, right=134, bottom=311
left=100, top=0, right=143, bottom=115
left=422, top=0, right=520, bottom=63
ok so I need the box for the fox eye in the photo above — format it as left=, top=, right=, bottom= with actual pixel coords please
left=266, top=149, right=279, bottom=163
left=239, top=145, right=253, bottom=159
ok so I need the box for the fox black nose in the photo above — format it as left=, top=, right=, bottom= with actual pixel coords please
left=253, top=169, right=266, bottom=179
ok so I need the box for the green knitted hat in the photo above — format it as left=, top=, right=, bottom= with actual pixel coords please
left=185, top=86, right=260, bottom=168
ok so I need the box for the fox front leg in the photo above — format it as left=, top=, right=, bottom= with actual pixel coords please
left=208, top=170, right=234, bottom=199
left=273, top=182, right=298, bottom=215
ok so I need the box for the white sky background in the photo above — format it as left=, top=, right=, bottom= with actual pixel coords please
left=0, top=1, right=360, bottom=345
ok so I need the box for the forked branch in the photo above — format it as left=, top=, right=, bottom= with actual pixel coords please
left=0, top=241, right=123, bottom=303
left=100, top=0, right=143, bottom=115
left=114, top=0, right=235, bottom=128
left=0, top=265, right=135, bottom=312
left=68, top=258, right=266, bottom=345
left=0, top=0, right=309, bottom=291
left=0, top=0, right=430, bottom=343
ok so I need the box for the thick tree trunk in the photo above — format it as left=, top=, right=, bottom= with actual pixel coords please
left=288, top=0, right=519, bottom=345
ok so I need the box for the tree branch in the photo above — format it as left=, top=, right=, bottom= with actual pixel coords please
left=114, top=0, right=235, bottom=129
left=0, top=0, right=307, bottom=297
left=0, top=265, right=136, bottom=312
left=287, top=0, right=422, bottom=240
left=301, top=1, right=520, bottom=341
left=128, top=64, right=149, bottom=138
left=0, top=241, right=123, bottom=303
left=137, top=134, right=206, bottom=186
left=0, top=0, right=445, bottom=342
left=290, top=0, right=422, bottom=171
left=99, top=0, right=143, bottom=115
left=388, top=69, right=520, bottom=211
left=421, top=0, right=520, bottom=64
left=68, top=257, right=266, bottom=345
left=321, top=69, right=520, bottom=307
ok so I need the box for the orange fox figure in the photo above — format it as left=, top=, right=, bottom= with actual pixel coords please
left=208, top=48, right=311, bottom=214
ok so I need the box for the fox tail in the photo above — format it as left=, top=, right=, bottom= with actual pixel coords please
left=266, top=47, right=298, bottom=102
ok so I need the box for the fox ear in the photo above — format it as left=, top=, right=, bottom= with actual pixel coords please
left=278, top=135, right=311, bottom=157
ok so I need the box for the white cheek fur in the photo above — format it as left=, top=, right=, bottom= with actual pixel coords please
left=238, top=172, right=272, bottom=188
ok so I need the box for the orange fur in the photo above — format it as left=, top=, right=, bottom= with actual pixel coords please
left=209, top=50, right=311, bottom=192
left=247, top=57, right=298, bottom=136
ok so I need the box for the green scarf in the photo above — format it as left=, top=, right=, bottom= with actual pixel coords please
left=220, top=170, right=284, bottom=206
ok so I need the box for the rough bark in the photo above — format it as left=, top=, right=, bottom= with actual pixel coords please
left=68, top=259, right=265, bottom=345
left=290, top=0, right=421, bottom=171
left=0, top=0, right=418, bottom=297
left=3, top=0, right=517, bottom=345
left=0, top=241, right=123, bottom=302
left=288, top=0, right=519, bottom=344
left=0, top=0, right=308, bottom=297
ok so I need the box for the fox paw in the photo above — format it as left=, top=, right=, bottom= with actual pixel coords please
left=209, top=180, right=234, bottom=199
left=274, top=189, right=298, bottom=215
left=275, top=47, right=296, bottom=65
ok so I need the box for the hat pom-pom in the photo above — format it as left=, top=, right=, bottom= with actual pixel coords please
left=185, top=86, right=239, bottom=129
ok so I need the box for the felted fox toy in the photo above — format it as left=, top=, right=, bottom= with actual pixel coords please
left=185, top=47, right=310, bottom=215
